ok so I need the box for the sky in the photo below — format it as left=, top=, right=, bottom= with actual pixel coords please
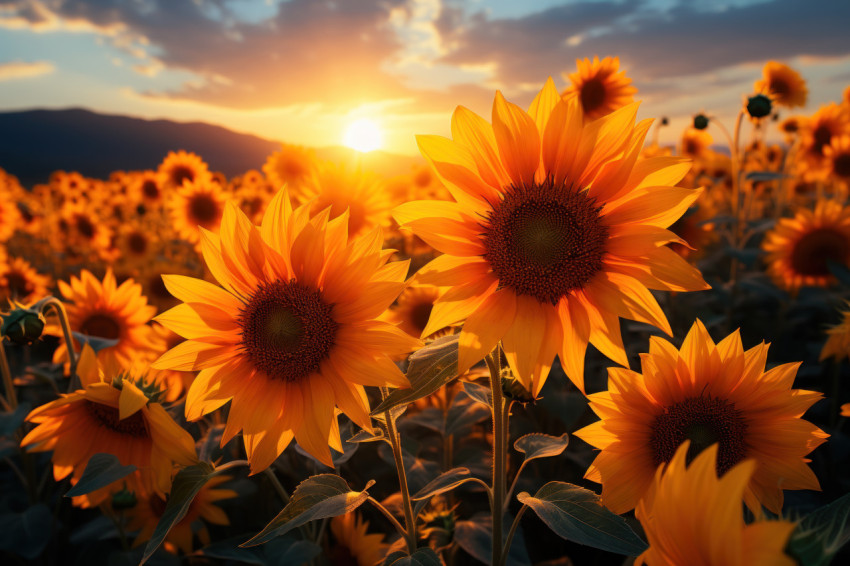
left=1, top=0, right=849, bottom=155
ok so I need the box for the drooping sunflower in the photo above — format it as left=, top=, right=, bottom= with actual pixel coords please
left=0, top=256, right=52, bottom=305
left=575, top=320, right=827, bottom=514
left=262, top=143, right=317, bottom=193
left=820, top=302, right=850, bottom=363
left=157, top=150, right=212, bottom=191
left=54, top=269, right=162, bottom=369
left=153, top=191, right=419, bottom=471
left=21, top=345, right=197, bottom=506
left=125, top=475, right=236, bottom=554
left=394, top=79, right=708, bottom=394
left=328, top=512, right=388, bottom=566
left=762, top=200, right=850, bottom=292
left=295, top=161, right=392, bottom=238
left=562, top=56, right=637, bottom=121
left=635, top=443, right=796, bottom=566
left=754, top=61, right=808, bottom=109
left=167, top=177, right=227, bottom=248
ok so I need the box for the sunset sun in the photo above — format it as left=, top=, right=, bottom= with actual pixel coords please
left=343, top=118, right=383, bottom=152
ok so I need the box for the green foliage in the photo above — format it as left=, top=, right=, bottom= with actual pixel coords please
left=65, top=453, right=137, bottom=497
left=788, top=492, right=850, bottom=566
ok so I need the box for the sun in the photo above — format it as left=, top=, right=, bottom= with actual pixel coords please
left=343, top=118, right=383, bottom=152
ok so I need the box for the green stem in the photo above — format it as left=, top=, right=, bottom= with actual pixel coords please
left=499, top=505, right=528, bottom=566
left=40, top=298, right=78, bottom=392
left=262, top=466, right=291, bottom=506
left=381, top=388, right=417, bottom=553
left=486, top=351, right=506, bottom=566
left=0, top=343, right=16, bottom=410
left=366, top=496, right=408, bottom=540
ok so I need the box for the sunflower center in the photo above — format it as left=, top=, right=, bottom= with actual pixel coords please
left=76, top=215, right=95, bottom=239
left=410, top=301, right=433, bottom=334
left=142, top=179, right=160, bottom=200
left=171, top=166, right=194, bottom=187
left=482, top=179, right=608, bottom=305
left=188, top=194, right=219, bottom=226
left=85, top=401, right=149, bottom=437
left=650, top=395, right=747, bottom=475
left=238, top=280, right=338, bottom=382
left=5, top=271, right=31, bottom=298
left=580, top=77, right=606, bottom=114
left=128, top=232, right=148, bottom=255
left=80, top=313, right=121, bottom=340
left=834, top=154, right=850, bottom=179
left=790, top=227, right=849, bottom=277
left=813, top=125, right=832, bottom=156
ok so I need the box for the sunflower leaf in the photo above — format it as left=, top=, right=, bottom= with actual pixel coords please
left=514, top=433, right=569, bottom=464
left=412, top=467, right=473, bottom=501
left=517, top=482, right=647, bottom=556
left=462, top=380, right=492, bottom=407
left=65, top=453, right=137, bottom=497
left=787, top=491, right=850, bottom=566
left=241, top=474, right=374, bottom=547
left=745, top=171, right=791, bottom=182
left=372, top=334, right=460, bottom=416
left=383, top=547, right=443, bottom=566
left=140, top=461, right=216, bottom=565
left=71, top=331, right=120, bottom=353
left=347, top=427, right=387, bottom=444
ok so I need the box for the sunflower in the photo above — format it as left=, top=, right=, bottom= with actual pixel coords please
left=57, top=202, right=114, bottom=260
left=394, top=79, right=708, bottom=394
left=798, top=103, right=850, bottom=180
left=168, top=177, right=227, bottom=248
left=21, top=345, right=197, bottom=505
left=125, top=475, right=236, bottom=554
left=842, top=404, right=850, bottom=417
left=635, top=442, right=796, bottom=566
left=0, top=256, right=52, bottom=305
left=132, top=170, right=166, bottom=211
left=824, top=134, right=850, bottom=184
left=150, top=323, right=196, bottom=402
left=680, top=127, right=714, bottom=159
left=562, top=56, right=637, bottom=121
left=295, top=161, right=392, bottom=238
left=762, top=200, right=850, bottom=292
left=114, top=222, right=161, bottom=269
left=0, top=189, right=21, bottom=244
left=158, top=150, right=212, bottom=190
left=262, top=143, right=317, bottom=192
left=328, top=512, right=388, bottom=566
left=820, top=302, right=850, bottom=362
left=54, top=269, right=162, bottom=369
left=575, top=320, right=827, bottom=514
left=754, top=61, right=808, bottom=109
left=384, top=284, right=444, bottom=339
left=153, top=191, right=419, bottom=471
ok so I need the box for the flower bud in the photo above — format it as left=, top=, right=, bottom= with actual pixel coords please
left=1, top=306, right=45, bottom=346
left=747, top=94, right=772, bottom=119
left=693, top=114, right=709, bottom=130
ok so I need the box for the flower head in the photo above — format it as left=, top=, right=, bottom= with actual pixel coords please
left=562, top=57, right=637, bottom=121
left=755, top=61, right=808, bottom=108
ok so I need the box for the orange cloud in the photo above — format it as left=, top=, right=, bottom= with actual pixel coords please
left=0, top=60, right=55, bottom=81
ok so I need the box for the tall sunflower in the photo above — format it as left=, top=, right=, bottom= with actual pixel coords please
left=754, top=61, right=808, bottom=109
left=54, top=269, right=162, bottom=369
left=153, top=191, right=419, bottom=472
left=636, top=443, right=796, bottom=566
left=21, top=345, right=197, bottom=505
left=575, top=320, right=827, bottom=514
left=762, top=200, right=850, bottom=292
left=562, top=57, right=637, bottom=121
left=394, top=79, right=708, bottom=394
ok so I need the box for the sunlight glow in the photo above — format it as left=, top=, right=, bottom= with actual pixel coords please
left=343, top=118, right=383, bottom=152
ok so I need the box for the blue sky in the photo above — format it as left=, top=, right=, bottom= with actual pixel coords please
left=0, top=0, right=848, bottom=153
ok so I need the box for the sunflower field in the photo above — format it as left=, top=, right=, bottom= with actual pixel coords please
left=2, top=58, right=850, bottom=566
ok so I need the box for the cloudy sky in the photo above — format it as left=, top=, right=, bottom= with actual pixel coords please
left=1, top=0, right=849, bottom=154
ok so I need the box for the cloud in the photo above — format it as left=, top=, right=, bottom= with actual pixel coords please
left=0, top=60, right=55, bottom=80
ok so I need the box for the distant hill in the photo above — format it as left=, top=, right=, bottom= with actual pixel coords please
left=0, top=108, right=423, bottom=188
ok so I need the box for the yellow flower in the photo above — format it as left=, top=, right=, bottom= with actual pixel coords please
left=0, top=256, right=52, bottom=305
left=762, top=200, right=850, bottom=292
left=20, top=345, right=197, bottom=506
left=167, top=177, right=227, bottom=248
left=153, top=190, right=418, bottom=472
left=262, top=143, right=316, bottom=192
left=680, top=128, right=714, bottom=159
left=824, top=134, right=850, bottom=183
left=636, top=442, right=796, bottom=566
left=798, top=103, right=850, bottom=181
left=562, top=56, right=637, bottom=121
left=394, top=79, right=708, bottom=394
left=755, top=61, right=808, bottom=108
left=329, top=512, right=388, bottom=566
left=820, top=302, right=850, bottom=362
left=157, top=150, right=212, bottom=191
left=575, top=320, right=827, bottom=514
left=384, top=284, right=444, bottom=339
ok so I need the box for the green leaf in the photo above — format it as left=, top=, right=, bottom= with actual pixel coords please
left=372, top=334, right=459, bottom=415
left=788, top=492, right=850, bottom=566
left=412, top=467, right=474, bottom=501
left=140, top=461, right=216, bottom=565
left=71, top=331, right=120, bottom=353
left=517, top=482, right=647, bottom=556
left=242, top=474, right=374, bottom=547
left=348, top=427, right=386, bottom=443
left=65, top=453, right=137, bottom=497
left=0, top=503, right=53, bottom=560
left=454, top=517, right=531, bottom=565
left=383, top=547, right=444, bottom=565
left=462, top=380, right=492, bottom=407
left=745, top=171, right=790, bottom=182
left=513, top=433, right=569, bottom=464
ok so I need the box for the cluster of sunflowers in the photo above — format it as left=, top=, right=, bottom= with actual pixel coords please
left=1, top=57, right=849, bottom=566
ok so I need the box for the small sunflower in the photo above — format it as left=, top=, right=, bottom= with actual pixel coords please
left=0, top=256, right=52, bottom=305
left=54, top=269, right=162, bottom=369
left=132, top=170, right=166, bottom=211
left=385, top=284, right=444, bottom=339
left=58, top=202, right=113, bottom=260
left=328, top=512, right=388, bottom=566
left=153, top=191, right=419, bottom=471
left=680, top=128, right=714, bottom=159
left=262, top=143, right=316, bottom=192
left=562, top=56, right=637, bottom=121
left=636, top=442, right=796, bottom=566
left=824, top=134, right=850, bottom=184
left=754, top=61, right=808, bottom=109
left=158, top=150, right=212, bottom=190
left=168, top=177, right=227, bottom=248
left=762, top=200, right=850, bottom=292
left=21, top=345, right=197, bottom=505
left=798, top=103, right=850, bottom=180
left=820, top=302, right=850, bottom=363
left=394, top=79, right=708, bottom=394
left=575, top=320, right=827, bottom=514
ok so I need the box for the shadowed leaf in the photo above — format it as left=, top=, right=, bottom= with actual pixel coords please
left=65, top=453, right=137, bottom=497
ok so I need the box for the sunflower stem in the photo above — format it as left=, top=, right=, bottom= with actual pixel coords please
left=40, top=298, right=79, bottom=393
left=486, top=349, right=506, bottom=566
left=366, top=496, right=408, bottom=540
left=381, top=387, right=417, bottom=553
left=0, top=342, right=16, bottom=410
left=499, top=504, right=528, bottom=566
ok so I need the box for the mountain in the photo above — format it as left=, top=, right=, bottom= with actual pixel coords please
left=0, top=108, right=423, bottom=188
